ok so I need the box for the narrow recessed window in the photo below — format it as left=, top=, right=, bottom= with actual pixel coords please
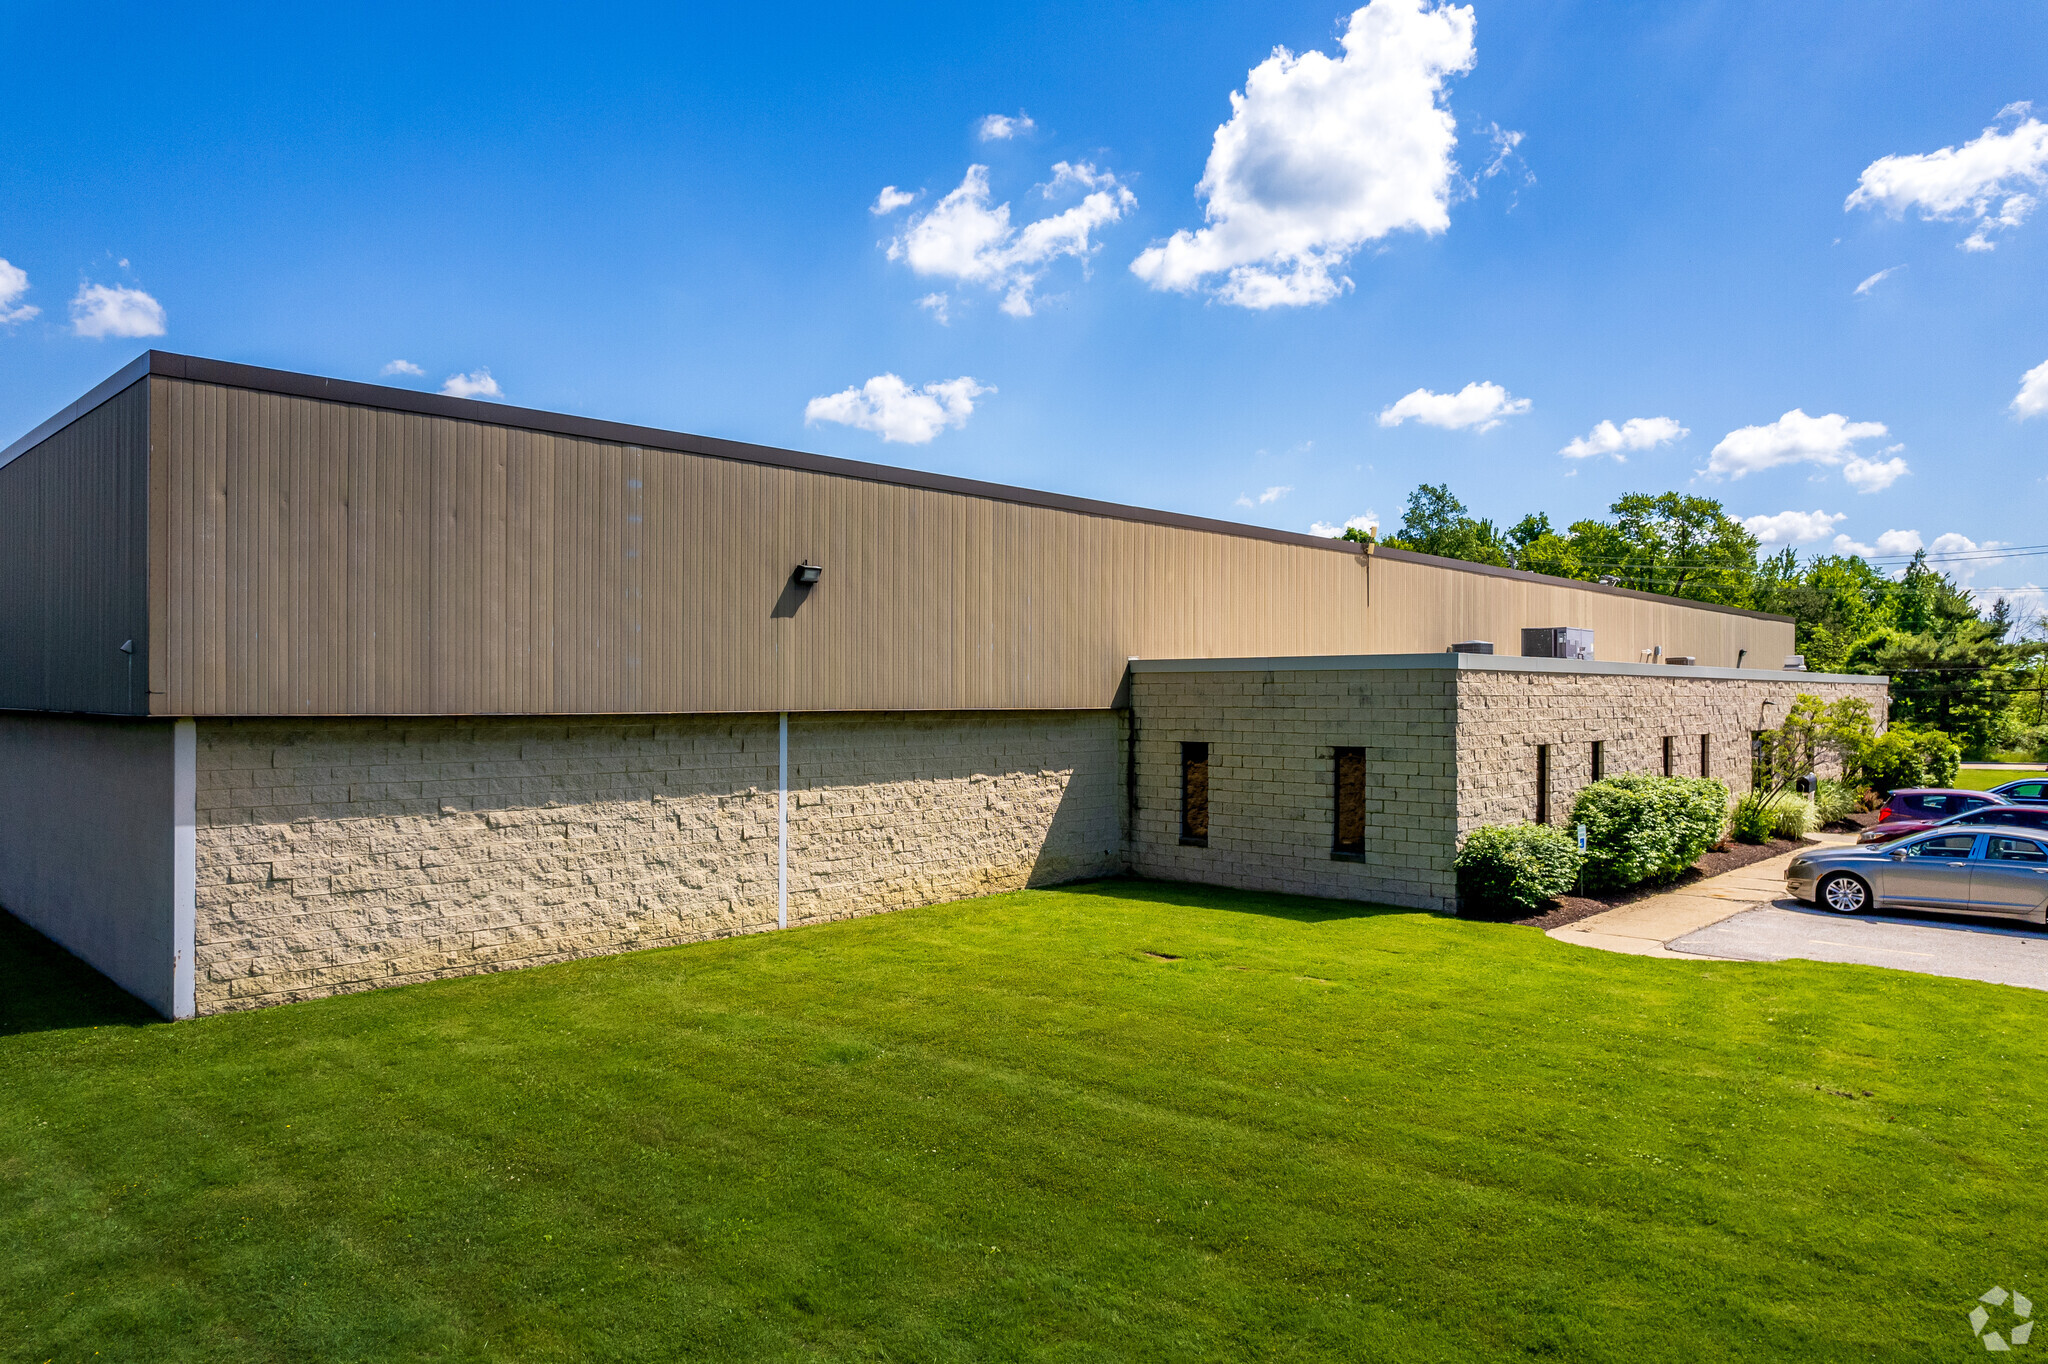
left=1662, top=736, right=1674, bottom=777
left=1180, top=742, right=1209, bottom=847
left=1751, top=730, right=1766, bottom=789
left=1535, top=744, right=1552, bottom=825
left=1699, top=734, right=1711, bottom=778
left=1332, top=747, right=1367, bottom=858
left=1591, top=740, right=1605, bottom=782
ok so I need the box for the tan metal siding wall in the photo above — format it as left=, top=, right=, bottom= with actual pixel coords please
left=1361, top=556, right=1792, bottom=667
left=155, top=378, right=1793, bottom=716
left=0, top=382, right=151, bottom=714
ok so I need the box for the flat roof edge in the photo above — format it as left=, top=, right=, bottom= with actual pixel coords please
left=1127, top=653, right=1888, bottom=685
left=0, top=353, right=151, bottom=471
left=1364, top=545, right=1795, bottom=623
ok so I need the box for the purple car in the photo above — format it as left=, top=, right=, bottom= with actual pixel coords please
left=1857, top=788, right=2010, bottom=845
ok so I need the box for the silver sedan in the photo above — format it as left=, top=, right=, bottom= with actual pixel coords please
left=1786, top=826, right=2048, bottom=923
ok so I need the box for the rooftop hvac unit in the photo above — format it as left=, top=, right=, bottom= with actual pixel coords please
left=1784, top=655, right=1807, bottom=671
left=1664, top=656, right=1697, bottom=666
left=1521, top=627, right=1594, bottom=661
left=1449, top=640, right=1494, bottom=654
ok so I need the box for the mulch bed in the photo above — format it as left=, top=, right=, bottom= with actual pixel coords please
left=1460, top=837, right=1820, bottom=931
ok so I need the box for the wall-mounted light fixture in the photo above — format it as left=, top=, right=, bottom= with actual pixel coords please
left=794, top=561, right=823, bottom=586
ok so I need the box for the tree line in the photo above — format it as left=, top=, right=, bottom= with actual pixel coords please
left=1347, top=483, right=2047, bottom=759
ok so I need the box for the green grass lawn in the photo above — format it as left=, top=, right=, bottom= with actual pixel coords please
left=1955, top=766, right=2048, bottom=791
left=6, top=880, right=2048, bottom=1362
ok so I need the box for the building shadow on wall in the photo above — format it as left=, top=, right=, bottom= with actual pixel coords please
left=0, top=908, right=159, bottom=1037
left=1051, top=876, right=1408, bottom=925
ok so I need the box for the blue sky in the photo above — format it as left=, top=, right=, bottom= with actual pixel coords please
left=3, top=2, right=2045, bottom=604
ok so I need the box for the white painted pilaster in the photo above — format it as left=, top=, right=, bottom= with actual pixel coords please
left=171, top=718, right=196, bottom=1019
left=777, top=712, right=789, bottom=930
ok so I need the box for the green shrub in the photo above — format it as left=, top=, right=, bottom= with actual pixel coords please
left=1856, top=731, right=1923, bottom=793
left=1730, top=792, right=1776, bottom=844
left=1567, top=775, right=1731, bottom=892
left=1812, top=778, right=1860, bottom=826
left=1856, top=726, right=1961, bottom=792
left=1455, top=823, right=1586, bottom=913
left=1909, top=728, right=1961, bottom=788
left=1729, top=791, right=1813, bottom=843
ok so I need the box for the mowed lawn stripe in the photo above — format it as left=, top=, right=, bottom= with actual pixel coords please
left=4, top=880, right=2045, bottom=1361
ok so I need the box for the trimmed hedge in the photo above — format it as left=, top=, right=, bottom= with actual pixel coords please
left=1455, top=823, right=1586, bottom=914
left=1569, top=775, right=1731, bottom=891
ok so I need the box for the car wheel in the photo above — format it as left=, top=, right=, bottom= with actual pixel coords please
left=1820, top=872, right=1872, bottom=915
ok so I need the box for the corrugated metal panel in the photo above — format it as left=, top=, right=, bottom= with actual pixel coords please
left=1359, top=555, right=1792, bottom=667
left=151, top=376, right=1795, bottom=716
left=0, top=381, right=152, bottom=715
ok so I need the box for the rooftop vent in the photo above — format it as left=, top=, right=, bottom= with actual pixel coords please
left=1784, top=655, right=1807, bottom=671
left=1449, top=640, right=1494, bottom=654
left=1664, top=656, right=1697, bottom=666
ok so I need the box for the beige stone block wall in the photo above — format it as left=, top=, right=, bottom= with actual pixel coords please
left=1452, top=671, right=1891, bottom=834
left=1126, top=669, right=1460, bottom=912
left=783, top=711, right=1123, bottom=924
left=193, top=710, right=1121, bottom=1013
left=1126, top=664, right=1891, bottom=915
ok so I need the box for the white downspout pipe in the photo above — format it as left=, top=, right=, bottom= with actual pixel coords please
left=172, top=718, right=196, bottom=1019
left=778, top=712, right=788, bottom=930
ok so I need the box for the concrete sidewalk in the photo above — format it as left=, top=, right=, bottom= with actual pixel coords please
left=1545, top=838, right=1848, bottom=959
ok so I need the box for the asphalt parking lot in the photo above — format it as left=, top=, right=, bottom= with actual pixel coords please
left=1669, top=903, right=2048, bottom=991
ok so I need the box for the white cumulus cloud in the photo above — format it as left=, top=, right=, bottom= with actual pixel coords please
left=1558, top=415, right=1686, bottom=461
left=1311, top=512, right=1380, bottom=538
left=871, top=186, right=920, bottom=215
left=886, top=162, right=1134, bottom=317
left=382, top=359, right=426, bottom=377
left=2013, top=357, right=2048, bottom=419
left=804, top=374, right=992, bottom=444
left=441, top=369, right=503, bottom=400
left=70, top=282, right=165, bottom=338
left=1846, top=107, right=2048, bottom=251
left=1853, top=265, right=1904, bottom=296
left=1378, top=380, right=1528, bottom=432
left=1829, top=530, right=1908, bottom=558
left=1913, top=532, right=2012, bottom=585
left=977, top=112, right=1036, bottom=141
left=1235, top=485, right=1294, bottom=507
left=0, top=259, right=38, bottom=324
left=1704, top=409, right=1891, bottom=482
left=1743, top=509, right=1847, bottom=546
left=1842, top=452, right=1909, bottom=493
left=1130, top=0, right=1479, bottom=309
